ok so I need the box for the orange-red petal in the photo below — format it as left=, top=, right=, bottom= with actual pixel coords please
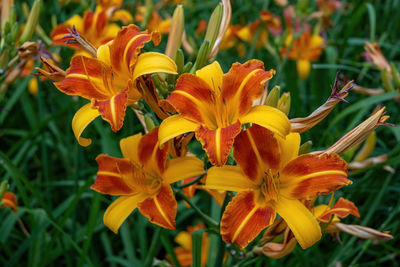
left=319, top=197, right=360, bottom=222
left=50, top=24, right=81, bottom=48
left=1, top=192, right=18, bottom=212
left=92, top=87, right=128, bottom=132
left=138, top=127, right=169, bottom=175
left=167, top=74, right=216, bottom=126
left=280, top=154, right=350, bottom=199
left=54, top=56, right=113, bottom=100
left=234, top=125, right=280, bottom=183
left=220, top=191, right=276, bottom=249
left=195, top=121, right=242, bottom=166
left=109, top=25, right=152, bottom=75
left=138, top=185, right=177, bottom=229
left=222, top=60, right=275, bottom=117
left=91, top=154, right=135, bottom=195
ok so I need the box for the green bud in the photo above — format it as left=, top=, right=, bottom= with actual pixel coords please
left=175, top=49, right=184, bottom=74
left=165, top=5, right=184, bottom=60
left=9, top=6, right=16, bottom=25
left=298, top=141, right=312, bottom=155
left=277, top=92, right=291, bottom=115
left=182, top=62, right=193, bottom=73
left=264, top=86, right=280, bottom=107
left=0, top=181, right=9, bottom=199
left=381, top=69, right=394, bottom=92
left=190, top=40, right=210, bottom=73
left=390, top=63, right=400, bottom=89
left=144, top=114, right=156, bottom=132
left=204, top=3, right=223, bottom=57
left=20, top=0, right=42, bottom=43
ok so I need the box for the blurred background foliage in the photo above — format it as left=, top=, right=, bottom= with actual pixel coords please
left=0, top=0, right=399, bottom=266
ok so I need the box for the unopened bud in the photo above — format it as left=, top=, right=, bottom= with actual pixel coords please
left=144, top=114, right=156, bottom=132
left=336, top=223, right=393, bottom=241
left=18, top=41, right=38, bottom=60
left=175, top=49, right=184, bottom=74
left=348, top=154, right=388, bottom=170
left=28, top=77, right=39, bottom=96
left=381, top=69, right=394, bottom=92
left=20, top=0, right=42, bottom=44
left=204, top=3, right=223, bottom=57
left=277, top=92, right=291, bottom=115
left=190, top=40, right=210, bottom=73
left=35, top=57, right=66, bottom=82
left=1, top=0, right=13, bottom=30
left=299, top=140, right=312, bottom=155
left=390, top=63, right=400, bottom=89
left=165, top=5, right=184, bottom=60
left=353, top=131, right=376, bottom=162
left=0, top=181, right=9, bottom=199
left=264, top=86, right=280, bottom=107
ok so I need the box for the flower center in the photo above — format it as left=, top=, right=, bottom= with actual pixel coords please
left=260, top=169, right=280, bottom=202
left=208, top=86, right=230, bottom=128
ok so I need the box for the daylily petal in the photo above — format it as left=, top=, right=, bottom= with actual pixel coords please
left=222, top=60, right=275, bottom=117
left=111, top=10, right=134, bottom=24
left=195, top=61, right=223, bottom=93
left=175, top=231, right=192, bottom=249
left=109, top=24, right=152, bottom=76
left=221, top=191, right=276, bottom=249
left=240, top=105, right=291, bottom=138
left=92, top=154, right=135, bottom=195
left=120, top=133, right=142, bottom=163
left=158, top=114, right=198, bottom=145
left=277, top=132, right=300, bottom=169
left=273, top=196, right=321, bottom=249
left=97, top=42, right=112, bottom=66
left=167, top=74, right=217, bottom=126
left=233, top=125, right=280, bottom=183
left=206, top=166, right=254, bottom=192
left=280, top=154, right=350, bottom=199
left=196, top=121, right=242, bottom=166
left=92, top=87, right=128, bottom=132
left=2, top=192, right=18, bottom=212
left=319, top=198, right=360, bottom=223
left=103, top=193, right=147, bottom=234
left=163, top=157, right=205, bottom=185
left=138, top=185, right=177, bottom=229
left=132, top=52, right=177, bottom=80
left=54, top=56, right=114, bottom=100
left=50, top=24, right=81, bottom=48
left=138, top=127, right=168, bottom=175
left=72, top=103, right=101, bottom=147
left=174, top=247, right=192, bottom=267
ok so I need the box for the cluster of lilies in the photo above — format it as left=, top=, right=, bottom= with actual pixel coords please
left=1, top=0, right=395, bottom=264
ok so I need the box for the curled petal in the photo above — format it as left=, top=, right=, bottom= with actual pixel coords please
left=205, top=166, right=254, bottom=192
left=92, top=88, right=128, bottom=132
left=222, top=60, right=275, bottom=117
left=132, top=52, right=177, bottom=81
left=72, top=103, right=101, bottom=146
left=103, top=193, right=147, bottom=234
left=319, top=198, right=360, bottom=222
left=138, top=127, right=168, bottom=175
left=196, top=121, right=241, bottom=166
left=163, top=157, right=205, bottom=185
left=158, top=115, right=198, bottom=145
left=221, top=191, right=276, bottom=249
left=240, top=105, right=291, bottom=138
left=273, top=196, right=321, bottom=249
left=234, top=125, right=280, bottom=183
left=92, top=154, right=135, bottom=195
left=138, top=185, right=177, bottom=229
left=280, top=154, right=350, bottom=199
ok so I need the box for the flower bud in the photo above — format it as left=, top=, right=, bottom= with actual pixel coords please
left=335, top=223, right=393, bottom=241
left=390, top=63, right=400, bottom=89
left=381, top=69, right=394, bottom=92
left=20, top=0, right=42, bottom=44
left=299, top=140, right=312, bottom=155
left=144, top=114, right=156, bottom=132
left=264, top=86, right=280, bottom=107
left=204, top=3, right=223, bottom=57
left=353, top=131, right=376, bottom=162
left=277, top=92, right=291, bottom=115
left=0, top=181, right=9, bottom=199
left=165, top=5, right=184, bottom=60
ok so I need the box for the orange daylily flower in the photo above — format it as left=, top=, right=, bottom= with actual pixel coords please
left=281, top=31, right=324, bottom=79
left=159, top=60, right=291, bottom=166
left=135, top=5, right=171, bottom=34
left=205, top=124, right=351, bottom=249
left=172, top=223, right=209, bottom=266
left=54, top=25, right=177, bottom=146
left=314, top=197, right=360, bottom=225
left=51, top=10, right=120, bottom=52
left=1, top=192, right=18, bottom=212
left=96, top=0, right=133, bottom=24
left=91, top=127, right=205, bottom=233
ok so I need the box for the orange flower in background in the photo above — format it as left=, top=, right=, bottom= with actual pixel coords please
left=205, top=124, right=351, bottom=249
left=1, top=192, right=18, bottom=212
left=54, top=25, right=177, bottom=146
left=281, top=31, right=324, bottom=79
left=51, top=10, right=120, bottom=53
left=135, top=5, right=171, bottom=34
left=96, top=0, right=133, bottom=24
left=91, top=127, right=205, bottom=233
left=172, top=223, right=209, bottom=266
left=159, top=60, right=291, bottom=166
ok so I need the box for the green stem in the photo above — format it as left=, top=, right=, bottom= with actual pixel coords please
left=144, top=227, right=162, bottom=267
left=214, top=191, right=232, bottom=267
